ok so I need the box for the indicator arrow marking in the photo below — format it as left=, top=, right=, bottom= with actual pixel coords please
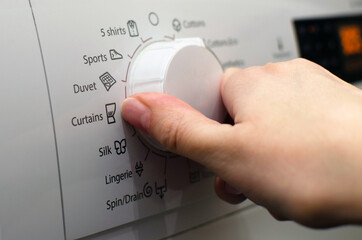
left=164, top=34, right=175, bottom=41
left=136, top=136, right=151, bottom=161
left=121, top=62, right=132, bottom=83
left=141, top=37, right=153, bottom=43
left=128, top=44, right=142, bottom=59
left=131, top=126, right=137, bottom=136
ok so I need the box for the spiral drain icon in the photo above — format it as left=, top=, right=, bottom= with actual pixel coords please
left=143, top=182, right=153, bottom=198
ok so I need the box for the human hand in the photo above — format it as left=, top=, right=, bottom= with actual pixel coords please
left=121, top=59, right=362, bottom=228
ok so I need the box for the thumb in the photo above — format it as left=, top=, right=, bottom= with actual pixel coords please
left=121, top=92, right=235, bottom=170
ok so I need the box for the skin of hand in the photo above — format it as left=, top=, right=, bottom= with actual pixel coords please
left=121, top=58, right=362, bottom=228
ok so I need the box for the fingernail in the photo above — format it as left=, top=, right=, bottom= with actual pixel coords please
left=122, top=97, right=151, bottom=133
left=225, top=183, right=242, bottom=195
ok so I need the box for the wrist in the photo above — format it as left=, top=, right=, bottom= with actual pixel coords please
left=336, top=89, right=362, bottom=224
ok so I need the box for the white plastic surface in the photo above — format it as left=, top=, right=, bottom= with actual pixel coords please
left=0, top=1, right=64, bottom=239
left=1, top=0, right=362, bottom=240
left=171, top=205, right=362, bottom=240
left=128, top=38, right=225, bottom=150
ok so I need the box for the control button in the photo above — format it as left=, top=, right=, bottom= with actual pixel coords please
left=128, top=38, right=225, bottom=151
left=148, top=12, right=159, bottom=26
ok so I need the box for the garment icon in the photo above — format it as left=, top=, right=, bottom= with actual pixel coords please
left=155, top=179, right=167, bottom=199
left=172, top=18, right=182, bottom=32
left=135, top=161, right=144, bottom=177
left=127, top=20, right=139, bottom=37
left=99, top=72, right=117, bottom=91
left=105, top=103, right=116, bottom=124
left=109, top=49, right=123, bottom=60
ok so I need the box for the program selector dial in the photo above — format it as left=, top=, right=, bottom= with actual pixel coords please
left=127, top=38, right=225, bottom=150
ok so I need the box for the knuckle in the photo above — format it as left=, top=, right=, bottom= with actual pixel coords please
left=224, top=67, right=241, bottom=77
left=222, top=68, right=242, bottom=90
left=263, top=58, right=311, bottom=72
left=290, top=58, right=319, bottom=69
left=157, top=122, right=178, bottom=151
left=154, top=114, right=187, bottom=153
left=241, top=65, right=265, bottom=80
left=292, top=58, right=311, bottom=65
left=263, top=61, right=288, bottom=73
left=264, top=61, right=281, bottom=71
left=264, top=61, right=277, bottom=69
left=286, top=190, right=330, bottom=226
left=247, top=65, right=265, bottom=73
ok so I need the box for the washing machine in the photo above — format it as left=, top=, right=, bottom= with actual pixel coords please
left=1, top=0, right=362, bottom=239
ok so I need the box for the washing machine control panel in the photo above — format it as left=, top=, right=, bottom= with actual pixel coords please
left=31, top=2, right=233, bottom=238
left=2, top=0, right=360, bottom=239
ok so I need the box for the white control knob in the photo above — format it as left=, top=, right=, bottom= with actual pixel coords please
left=128, top=38, right=225, bottom=151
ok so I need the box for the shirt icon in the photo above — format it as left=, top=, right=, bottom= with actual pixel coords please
left=127, top=20, right=139, bottom=37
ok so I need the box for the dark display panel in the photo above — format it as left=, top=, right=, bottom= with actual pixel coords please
left=294, top=15, right=362, bottom=82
